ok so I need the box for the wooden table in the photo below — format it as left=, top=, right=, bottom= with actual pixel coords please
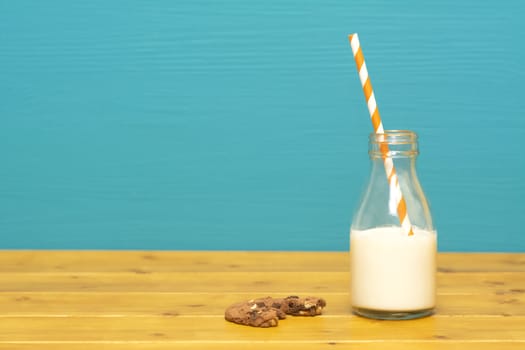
left=0, top=251, right=524, bottom=349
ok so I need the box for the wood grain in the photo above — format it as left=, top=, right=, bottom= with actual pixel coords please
left=1, top=251, right=524, bottom=272
left=0, top=271, right=523, bottom=294
left=1, top=251, right=525, bottom=349
left=0, top=292, right=523, bottom=317
left=0, top=344, right=524, bottom=350
left=1, top=316, right=524, bottom=342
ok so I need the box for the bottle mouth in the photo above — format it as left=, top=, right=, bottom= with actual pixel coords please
left=369, top=130, right=418, bottom=144
left=369, top=130, right=419, bottom=159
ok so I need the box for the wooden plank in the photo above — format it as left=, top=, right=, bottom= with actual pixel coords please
left=1, top=252, right=524, bottom=349
left=1, top=343, right=524, bottom=350
left=0, top=251, right=348, bottom=272
left=1, top=251, right=524, bottom=273
left=0, top=316, right=523, bottom=342
left=0, top=292, right=524, bottom=317
left=0, top=271, right=523, bottom=294
left=438, top=253, right=525, bottom=272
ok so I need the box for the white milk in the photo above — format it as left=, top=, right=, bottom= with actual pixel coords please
left=350, top=226, right=437, bottom=311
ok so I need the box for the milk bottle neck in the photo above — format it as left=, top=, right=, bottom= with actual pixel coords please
left=368, top=130, right=419, bottom=181
left=368, top=130, right=419, bottom=160
left=352, top=130, right=434, bottom=232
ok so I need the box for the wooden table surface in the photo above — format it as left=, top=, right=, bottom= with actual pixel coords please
left=0, top=251, right=524, bottom=349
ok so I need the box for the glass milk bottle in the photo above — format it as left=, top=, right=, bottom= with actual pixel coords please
left=350, top=130, right=437, bottom=320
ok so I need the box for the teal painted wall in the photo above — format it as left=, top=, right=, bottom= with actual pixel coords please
left=1, top=1, right=524, bottom=251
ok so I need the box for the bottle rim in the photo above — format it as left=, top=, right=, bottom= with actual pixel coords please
left=368, top=130, right=419, bottom=159
left=369, top=130, right=418, bottom=145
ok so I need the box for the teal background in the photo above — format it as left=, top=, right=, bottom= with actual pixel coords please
left=1, top=1, right=524, bottom=251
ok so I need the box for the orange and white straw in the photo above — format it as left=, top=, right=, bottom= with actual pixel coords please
left=348, top=33, right=414, bottom=236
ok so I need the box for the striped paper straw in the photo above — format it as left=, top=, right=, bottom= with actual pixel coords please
left=348, top=33, right=414, bottom=236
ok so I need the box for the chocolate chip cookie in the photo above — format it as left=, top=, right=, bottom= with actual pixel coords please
left=281, top=295, right=327, bottom=316
left=224, top=296, right=326, bottom=327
